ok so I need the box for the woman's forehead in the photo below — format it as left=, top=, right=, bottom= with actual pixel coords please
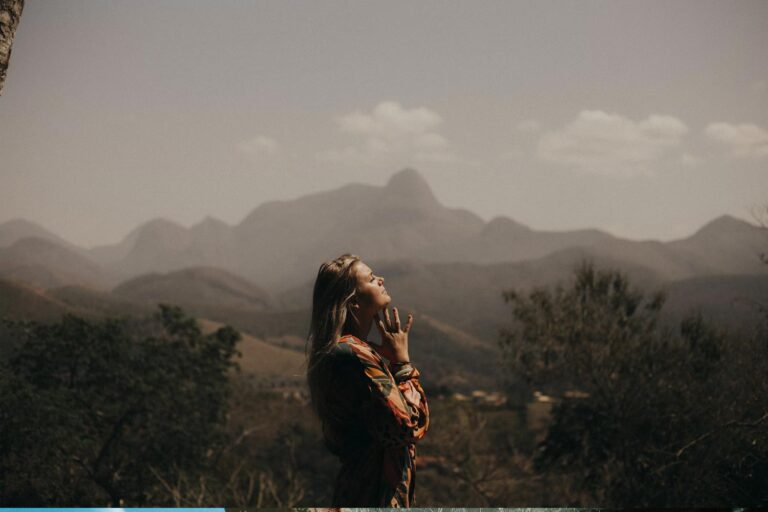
left=354, top=261, right=373, bottom=276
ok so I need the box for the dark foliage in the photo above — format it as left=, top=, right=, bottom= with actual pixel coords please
left=2, top=259, right=767, bottom=506
left=0, top=304, right=240, bottom=506
left=500, top=260, right=768, bottom=506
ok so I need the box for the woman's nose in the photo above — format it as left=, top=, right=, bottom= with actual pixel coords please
left=379, top=276, right=385, bottom=285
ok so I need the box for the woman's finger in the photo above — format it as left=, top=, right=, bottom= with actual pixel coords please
left=404, top=313, right=414, bottom=333
left=384, top=308, right=392, bottom=330
left=393, top=307, right=401, bottom=331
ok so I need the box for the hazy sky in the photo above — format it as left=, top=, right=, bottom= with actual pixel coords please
left=1, top=0, right=767, bottom=248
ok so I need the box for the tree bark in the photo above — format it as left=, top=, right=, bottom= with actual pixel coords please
left=0, top=0, right=24, bottom=96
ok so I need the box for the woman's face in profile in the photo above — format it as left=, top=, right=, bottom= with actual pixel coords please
left=352, top=261, right=391, bottom=313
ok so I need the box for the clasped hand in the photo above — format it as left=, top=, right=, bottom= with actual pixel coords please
left=373, top=307, right=413, bottom=363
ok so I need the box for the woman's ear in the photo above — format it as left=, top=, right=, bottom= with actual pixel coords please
left=347, top=300, right=360, bottom=324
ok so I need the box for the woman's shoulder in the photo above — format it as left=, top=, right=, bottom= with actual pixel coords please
left=335, top=334, right=382, bottom=365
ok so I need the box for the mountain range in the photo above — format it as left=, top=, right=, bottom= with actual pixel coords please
left=1, top=168, right=766, bottom=293
left=1, top=168, right=766, bottom=391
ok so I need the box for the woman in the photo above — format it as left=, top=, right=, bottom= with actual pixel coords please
left=306, top=253, right=429, bottom=508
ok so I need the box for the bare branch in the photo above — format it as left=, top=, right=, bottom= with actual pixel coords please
left=675, top=410, right=768, bottom=458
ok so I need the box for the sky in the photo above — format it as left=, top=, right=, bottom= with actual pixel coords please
left=1, top=0, right=767, bottom=248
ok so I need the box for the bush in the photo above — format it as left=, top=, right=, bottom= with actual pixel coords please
left=0, top=304, right=240, bottom=506
left=499, top=261, right=768, bottom=506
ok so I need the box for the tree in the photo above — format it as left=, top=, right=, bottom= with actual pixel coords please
left=0, top=304, right=240, bottom=505
left=0, top=0, right=24, bottom=95
left=499, top=260, right=768, bottom=506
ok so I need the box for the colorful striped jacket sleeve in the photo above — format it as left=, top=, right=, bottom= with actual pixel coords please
left=339, top=335, right=429, bottom=448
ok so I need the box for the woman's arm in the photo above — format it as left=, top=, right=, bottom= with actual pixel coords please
left=373, top=361, right=429, bottom=446
left=389, top=361, right=426, bottom=415
left=339, top=338, right=429, bottom=448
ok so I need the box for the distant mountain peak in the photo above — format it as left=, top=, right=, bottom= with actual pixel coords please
left=693, top=214, right=758, bottom=238
left=383, top=168, right=438, bottom=207
left=139, top=217, right=187, bottom=231
left=0, top=218, right=79, bottom=250
left=386, top=168, right=430, bottom=190
left=126, top=217, right=189, bottom=244
left=125, top=218, right=191, bottom=259
left=710, top=214, right=750, bottom=226
left=482, top=216, right=531, bottom=236
left=0, top=218, right=43, bottom=230
left=193, top=215, right=229, bottom=230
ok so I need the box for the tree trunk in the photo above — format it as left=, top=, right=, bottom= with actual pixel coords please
left=0, top=0, right=24, bottom=96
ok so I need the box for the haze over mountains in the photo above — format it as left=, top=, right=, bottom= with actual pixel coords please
left=1, top=168, right=766, bottom=293
left=1, top=168, right=766, bottom=390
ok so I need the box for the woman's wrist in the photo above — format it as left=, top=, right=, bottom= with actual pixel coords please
left=389, top=360, right=415, bottom=382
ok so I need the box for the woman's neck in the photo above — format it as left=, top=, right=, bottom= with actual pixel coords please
left=343, top=315, right=373, bottom=341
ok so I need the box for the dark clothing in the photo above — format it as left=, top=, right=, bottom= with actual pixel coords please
left=319, top=334, right=429, bottom=507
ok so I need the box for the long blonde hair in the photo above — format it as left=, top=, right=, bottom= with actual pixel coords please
left=306, top=253, right=361, bottom=414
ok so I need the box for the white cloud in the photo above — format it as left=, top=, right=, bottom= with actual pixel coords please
left=317, top=101, right=455, bottom=166
left=237, top=135, right=279, bottom=156
left=339, top=101, right=442, bottom=138
left=537, top=110, right=688, bottom=176
left=705, top=122, right=768, bottom=159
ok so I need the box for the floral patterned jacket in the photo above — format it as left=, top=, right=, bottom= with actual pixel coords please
left=320, top=334, right=429, bottom=507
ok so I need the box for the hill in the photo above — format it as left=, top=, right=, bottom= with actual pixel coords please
left=0, top=278, right=84, bottom=322
left=660, top=273, right=768, bottom=336
left=278, top=249, right=666, bottom=343
left=5, top=169, right=766, bottom=294
left=0, top=237, right=111, bottom=289
left=197, top=318, right=305, bottom=385
left=667, top=214, right=768, bottom=276
left=87, top=169, right=768, bottom=290
left=47, top=284, right=153, bottom=317
left=111, top=266, right=270, bottom=309
left=0, top=218, right=81, bottom=251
